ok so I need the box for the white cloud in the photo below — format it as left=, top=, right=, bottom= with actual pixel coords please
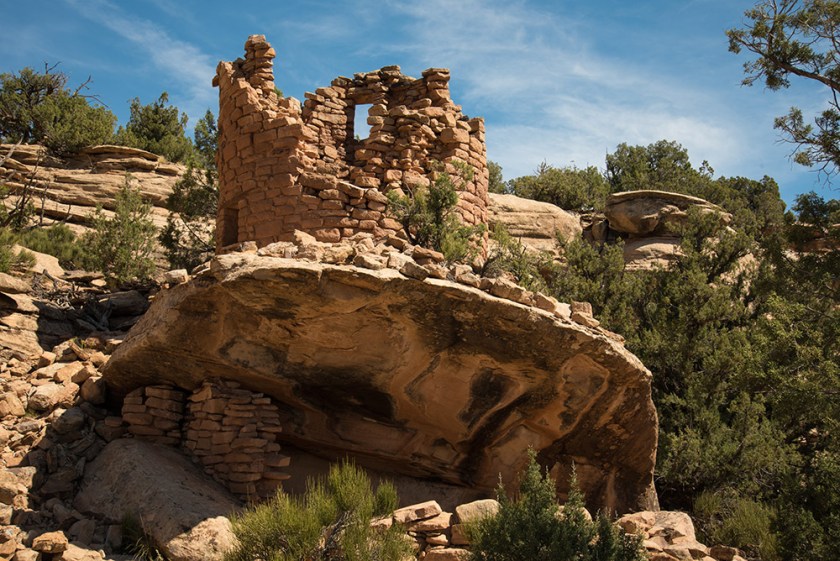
left=63, top=0, right=216, bottom=122
left=383, top=0, right=762, bottom=181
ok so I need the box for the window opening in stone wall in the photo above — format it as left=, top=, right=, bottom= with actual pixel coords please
left=353, top=104, right=373, bottom=141
left=221, top=207, right=239, bottom=247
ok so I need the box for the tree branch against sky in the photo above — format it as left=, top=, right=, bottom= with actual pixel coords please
left=728, top=0, right=840, bottom=183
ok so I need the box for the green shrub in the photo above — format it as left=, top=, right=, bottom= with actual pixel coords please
left=0, top=66, right=116, bottom=155
left=0, top=227, right=34, bottom=273
left=694, top=490, right=778, bottom=561
left=488, top=160, right=506, bottom=194
left=225, top=461, right=411, bottom=561
left=16, top=224, right=94, bottom=270
left=387, top=160, right=485, bottom=262
left=114, top=92, right=193, bottom=163
left=482, top=224, right=553, bottom=291
left=470, top=450, right=646, bottom=561
left=507, top=163, right=609, bottom=211
left=160, top=112, right=218, bottom=270
left=82, top=175, right=156, bottom=283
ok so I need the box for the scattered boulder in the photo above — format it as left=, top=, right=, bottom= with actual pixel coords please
left=454, top=499, right=499, bottom=524
left=74, top=439, right=240, bottom=561
left=623, top=238, right=682, bottom=271
left=0, top=393, right=26, bottom=418
left=28, top=383, right=66, bottom=411
left=393, top=501, right=443, bottom=525
left=59, top=543, right=104, bottom=561
left=32, top=531, right=68, bottom=554
left=13, top=245, right=64, bottom=278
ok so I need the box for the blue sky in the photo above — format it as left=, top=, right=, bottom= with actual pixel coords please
left=2, top=0, right=835, bottom=204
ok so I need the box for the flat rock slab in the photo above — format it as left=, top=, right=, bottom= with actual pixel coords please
left=74, top=439, right=240, bottom=561
left=102, top=253, right=659, bottom=513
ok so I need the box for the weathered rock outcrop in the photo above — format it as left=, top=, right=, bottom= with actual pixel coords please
left=488, top=193, right=582, bottom=255
left=0, top=144, right=182, bottom=233
left=75, top=439, right=239, bottom=561
left=584, top=190, right=732, bottom=270
left=102, top=249, right=658, bottom=513
left=604, top=190, right=729, bottom=237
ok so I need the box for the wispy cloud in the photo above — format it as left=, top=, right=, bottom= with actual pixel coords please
left=63, top=0, right=216, bottom=122
left=381, top=0, right=758, bottom=180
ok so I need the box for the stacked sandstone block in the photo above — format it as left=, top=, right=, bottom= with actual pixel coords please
left=374, top=499, right=500, bottom=561
left=183, top=380, right=290, bottom=500
left=121, top=380, right=291, bottom=500
left=214, top=35, right=488, bottom=250
left=120, top=385, right=185, bottom=445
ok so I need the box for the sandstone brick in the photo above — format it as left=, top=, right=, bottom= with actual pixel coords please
left=394, top=501, right=442, bottom=524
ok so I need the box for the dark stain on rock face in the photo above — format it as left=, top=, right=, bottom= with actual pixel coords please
left=457, top=392, right=534, bottom=483
left=460, top=369, right=509, bottom=428
left=291, top=369, right=396, bottom=423
left=457, top=383, right=559, bottom=484
left=256, top=297, right=298, bottom=321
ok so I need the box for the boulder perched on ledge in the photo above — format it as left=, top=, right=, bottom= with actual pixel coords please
left=102, top=251, right=658, bottom=513
left=605, top=190, right=730, bottom=237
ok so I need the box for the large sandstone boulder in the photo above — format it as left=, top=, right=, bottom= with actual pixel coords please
left=605, top=190, right=730, bottom=236
left=74, top=439, right=239, bottom=561
left=488, top=193, right=582, bottom=255
left=103, top=252, right=658, bottom=513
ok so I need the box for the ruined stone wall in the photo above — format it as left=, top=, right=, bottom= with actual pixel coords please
left=213, top=35, right=488, bottom=250
left=121, top=381, right=290, bottom=500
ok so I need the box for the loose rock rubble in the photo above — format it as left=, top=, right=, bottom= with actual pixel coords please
left=0, top=340, right=133, bottom=560
left=219, top=229, right=601, bottom=329
left=0, top=261, right=152, bottom=560
left=617, top=511, right=749, bottom=561
left=373, top=499, right=750, bottom=561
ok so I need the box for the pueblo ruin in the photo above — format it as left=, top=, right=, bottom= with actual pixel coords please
left=100, top=35, right=659, bottom=515
left=212, top=35, right=488, bottom=250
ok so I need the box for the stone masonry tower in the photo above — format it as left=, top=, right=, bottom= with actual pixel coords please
left=213, top=35, right=489, bottom=251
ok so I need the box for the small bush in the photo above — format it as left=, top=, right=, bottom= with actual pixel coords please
left=387, top=160, right=485, bottom=262
left=0, top=227, right=34, bottom=273
left=82, top=175, right=157, bottom=283
left=16, top=224, right=94, bottom=270
left=482, top=224, right=553, bottom=291
left=694, top=490, right=778, bottom=561
left=225, top=461, right=412, bottom=561
left=470, top=450, right=646, bottom=561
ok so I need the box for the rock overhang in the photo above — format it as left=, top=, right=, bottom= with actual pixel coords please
left=103, top=251, right=658, bottom=513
